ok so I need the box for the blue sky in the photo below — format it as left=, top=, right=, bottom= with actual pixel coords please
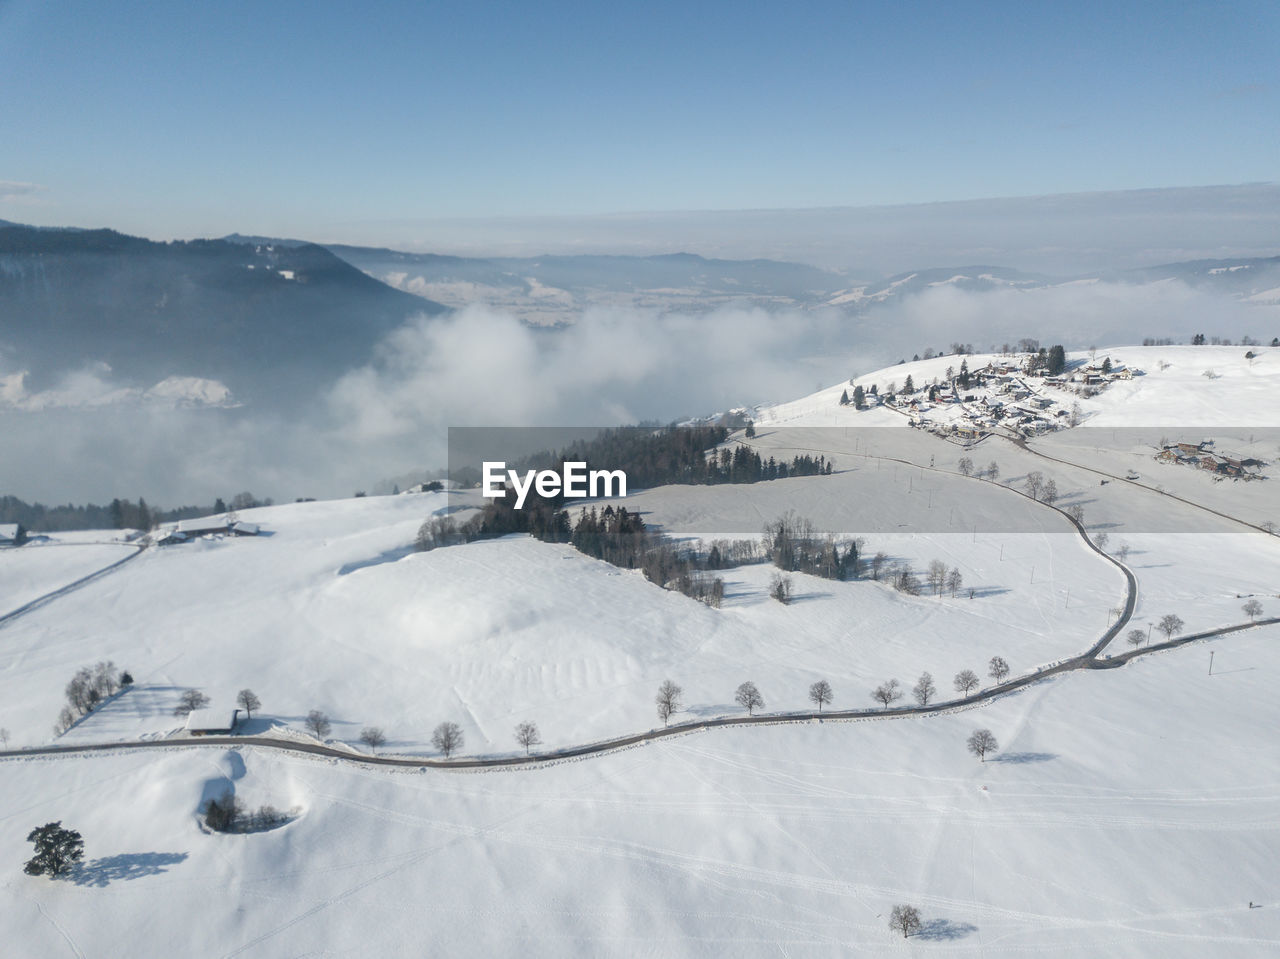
left=1, top=0, right=1276, bottom=246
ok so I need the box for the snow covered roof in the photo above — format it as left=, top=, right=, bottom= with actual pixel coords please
left=185, top=708, right=239, bottom=733
left=231, top=522, right=260, bottom=535
left=0, top=523, right=19, bottom=542
left=176, top=518, right=230, bottom=535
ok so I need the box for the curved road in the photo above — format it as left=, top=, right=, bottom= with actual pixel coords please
left=6, top=615, right=1272, bottom=772
left=0, top=545, right=145, bottom=631
left=0, top=428, right=1267, bottom=773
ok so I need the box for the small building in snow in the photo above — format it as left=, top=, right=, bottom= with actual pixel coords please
left=186, top=708, right=241, bottom=736
left=0, top=523, right=24, bottom=547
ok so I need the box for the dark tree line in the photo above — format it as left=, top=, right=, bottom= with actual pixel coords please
left=763, top=512, right=860, bottom=581
left=420, top=501, right=726, bottom=607
left=507, top=426, right=831, bottom=492
left=203, top=792, right=292, bottom=833
left=0, top=493, right=254, bottom=533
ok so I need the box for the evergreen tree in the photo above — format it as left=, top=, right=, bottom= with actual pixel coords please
left=903, top=374, right=915, bottom=394
left=851, top=385, right=865, bottom=408
left=839, top=389, right=849, bottom=405
left=23, top=822, right=84, bottom=878
left=1047, top=344, right=1066, bottom=375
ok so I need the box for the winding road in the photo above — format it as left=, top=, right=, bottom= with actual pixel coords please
left=1, top=424, right=1273, bottom=773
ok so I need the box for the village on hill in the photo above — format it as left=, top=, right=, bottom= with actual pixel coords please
left=839, top=351, right=1139, bottom=445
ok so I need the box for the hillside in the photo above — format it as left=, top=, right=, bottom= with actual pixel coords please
left=0, top=226, right=446, bottom=408
left=1, top=344, right=1278, bottom=956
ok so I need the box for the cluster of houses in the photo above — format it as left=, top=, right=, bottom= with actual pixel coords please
left=153, top=516, right=261, bottom=546
left=1043, top=358, right=1136, bottom=390
left=1155, top=441, right=1267, bottom=480
left=893, top=355, right=1143, bottom=445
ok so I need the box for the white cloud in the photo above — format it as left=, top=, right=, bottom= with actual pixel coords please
left=2, top=279, right=1273, bottom=506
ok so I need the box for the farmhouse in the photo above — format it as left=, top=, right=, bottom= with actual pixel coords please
left=0, top=523, right=24, bottom=547
left=177, top=517, right=232, bottom=537
left=157, top=518, right=261, bottom=545
left=186, top=708, right=241, bottom=736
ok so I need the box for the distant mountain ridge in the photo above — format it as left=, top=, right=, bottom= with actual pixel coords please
left=326, top=242, right=1280, bottom=319
left=0, top=225, right=445, bottom=407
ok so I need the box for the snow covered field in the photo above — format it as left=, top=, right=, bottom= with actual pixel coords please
left=0, top=538, right=138, bottom=614
left=0, top=480, right=1121, bottom=754
left=2, top=626, right=1277, bottom=957
left=1, top=344, right=1277, bottom=956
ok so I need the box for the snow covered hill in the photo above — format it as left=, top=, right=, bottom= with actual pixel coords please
left=2, top=343, right=1278, bottom=957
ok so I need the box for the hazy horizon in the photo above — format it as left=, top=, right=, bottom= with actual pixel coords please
left=6, top=182, right=1280, bottom=277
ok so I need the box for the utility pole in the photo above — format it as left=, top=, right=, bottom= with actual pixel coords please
left=1030, top=565, right=1035, bottom=584
left=1209, top=651, right=1215, bottom=675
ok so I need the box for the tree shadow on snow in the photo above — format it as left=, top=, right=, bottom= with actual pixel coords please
left=967, top=586, right=1010, bottom=598
left=915, top=918, right=978, bottom=941
left=787, top=591, right=832, bottom=604
left=991, top=751, right=1057, bottom=764
left=72, top=852, right=189, bottom=887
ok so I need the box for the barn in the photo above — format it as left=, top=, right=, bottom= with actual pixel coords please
left=185, top=708, right=242, bottom=736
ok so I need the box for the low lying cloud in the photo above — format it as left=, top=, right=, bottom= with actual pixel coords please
left=0, top=180, right=44, bottom=202
left=1, top=278, right=1273, bottom=507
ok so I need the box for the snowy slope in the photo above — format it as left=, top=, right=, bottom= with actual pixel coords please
left=2, top=343, right=1278, bottom=957
left=0, top=474, right=1122, bottom=755
left=1, top=625, right=1277, bottom=957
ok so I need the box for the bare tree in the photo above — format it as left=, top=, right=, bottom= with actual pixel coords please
left=1157, top=613, right=1185, bottom=641
left=870, top=552, right=888, bottom=581
left=236, top=689, right=261, bottom=720
left=655, top=679, right=683, bottom=726
left=872, top=678, right=902, bottom=709
left=957, top=457, right=974, bottom=476
left=769, top=573, right=793, bottom=604
left=1126, top=629, right=1145, bottom=648
left=808, top=680, right=833, bottom=712
left=1024, top=471, right=1045, bottom=501
left=1115, top=543, right=1131, bottom=562
left=1094, top=531, right=1109, bottom=551
left=954, top=670, right=980, bottom=696
left=432, top=721, right=463, bottom=758
left=912, top=672, right=936, bottom=706
left=988, top=656, right=1010, bottom=683
left=1244, top=599, right=1263, bottom=622
left=173, top=688, right=210, bottom=717
left=889, top=904, right=922, bottom=939
left=986, top=461, right=1000, bottom=483
left=927, top=559, right=948, bottom=597
left=892, top=563, right=919, bottom=594
left=946, top=567, right=963, bottom=597
left=91, top=661, right=119, bottom=700
left=305, top=710, right=331, bottom=739
left=1065, top=504, right=1084, bottom=524
left=1041, top=479, right=1059, bottom=506
left=65, top=667, right=94, bottom=715
left=734, top=681, right=765, bottom=716
left=0, top=727, right=8, bottom=749
left=514, top=721, right=541, bottom=755
left=967, top=728, right=999, bottom=761
left=360, top=727, right=387, bottom=752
